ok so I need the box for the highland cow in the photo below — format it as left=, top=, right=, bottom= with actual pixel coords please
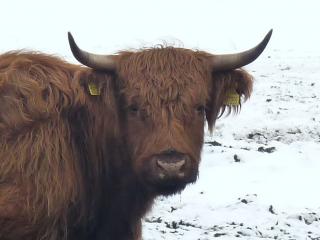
left=0, top=30, right=272, bottom=240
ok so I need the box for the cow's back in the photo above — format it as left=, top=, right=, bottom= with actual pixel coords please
left=0, top=52, right=90, bottom=239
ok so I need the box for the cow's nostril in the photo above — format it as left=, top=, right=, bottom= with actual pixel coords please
left=156, top=159, right=186, bottom=173
left=162, top=148, right=176, bottom=155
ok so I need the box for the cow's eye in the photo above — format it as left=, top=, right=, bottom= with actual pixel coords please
left=196, top=105, right=206, bottom=115
left=128, top=104, right=139, bottom=115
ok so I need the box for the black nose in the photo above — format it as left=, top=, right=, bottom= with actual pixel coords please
left=155, top=150, right=189, bottom=178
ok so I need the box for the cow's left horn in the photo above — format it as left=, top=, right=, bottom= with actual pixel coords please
left=210, top=29, right=273, bottom=71
left=68, top=32, right=116, bottom=71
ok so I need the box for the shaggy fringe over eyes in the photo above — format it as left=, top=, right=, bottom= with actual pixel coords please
left=116, top=46, right=210, bottom=119
left=206, top=69, right=253, bottom=132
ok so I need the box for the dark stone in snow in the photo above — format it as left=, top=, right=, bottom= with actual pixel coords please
left=269, top=205, right=276, bottom=214
left=206, top=141, right=222, bottom=146
left=234, top=154, right=241, bottom=162
left=170, top=207, right=177, bottom=212
left=241, top=199, right=248, bottom=204
left=214, top=232, right=227, bottom=237
left=258, top=146, right=276, bottom=153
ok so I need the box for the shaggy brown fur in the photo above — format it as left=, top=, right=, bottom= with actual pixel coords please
left=0, top=47, right=252, bottom=240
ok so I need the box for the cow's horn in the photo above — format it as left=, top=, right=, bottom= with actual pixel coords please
left=211, top=29, right=273, bottom=71
left=68, top=32, right=116, bottom=71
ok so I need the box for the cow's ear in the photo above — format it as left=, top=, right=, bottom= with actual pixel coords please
left=205, top=69, right=253, bottom=132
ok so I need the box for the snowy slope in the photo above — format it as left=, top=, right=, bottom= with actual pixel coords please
left=142, top=50, right=320, bottom=239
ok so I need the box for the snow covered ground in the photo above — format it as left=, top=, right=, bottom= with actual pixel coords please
left=142, top=50, right=320, bottom=239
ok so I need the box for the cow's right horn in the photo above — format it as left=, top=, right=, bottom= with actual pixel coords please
left=210, top=29, right=273, bottom=71
left=68, top=32, right=116, bottom=71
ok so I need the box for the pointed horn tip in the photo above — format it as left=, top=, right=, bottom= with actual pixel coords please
left=67, top=32, right=77, bottom=49
left=257, top=29, right=273, bottom=54
left=67, top=32, right=85, bottom=63
left=67, top=32, right=116, bottom=71
left=265, top=29, right=273, bottom=42
left=210, top=29, right=273, bottom=71
left=67, top=32, right=73, bottom=42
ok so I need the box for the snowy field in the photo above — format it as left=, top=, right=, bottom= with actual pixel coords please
left=142, top=50, right=320, bottom=239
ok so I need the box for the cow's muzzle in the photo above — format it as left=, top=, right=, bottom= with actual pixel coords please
left=153, top=149, right=190, bottom=180
left=142, top=149, right=198, bottom=195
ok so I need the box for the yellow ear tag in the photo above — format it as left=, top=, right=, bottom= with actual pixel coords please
left=224, top=89, right=240, bottom=106
left=88, top=82, right=101, bottom=96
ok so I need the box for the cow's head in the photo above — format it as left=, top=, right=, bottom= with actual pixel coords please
left=68, top=30, right=272, bottom=195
